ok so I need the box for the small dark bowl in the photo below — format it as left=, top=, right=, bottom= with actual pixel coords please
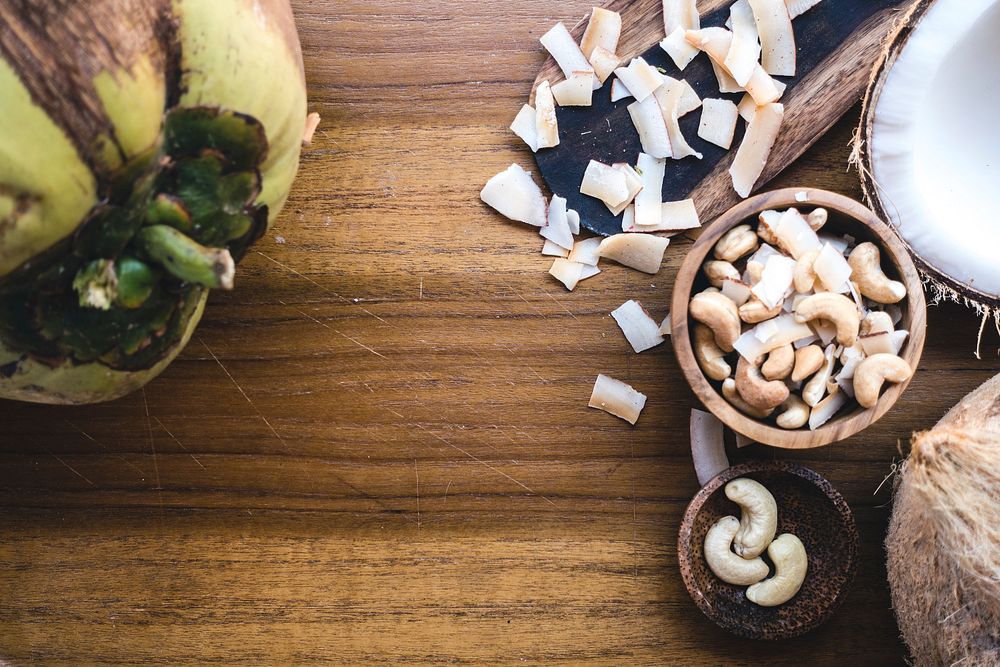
left=677, top=461, right=859, bottom=640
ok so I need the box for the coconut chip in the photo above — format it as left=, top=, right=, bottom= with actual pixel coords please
left=621, top=205, right=637, bottom=232
left=686, top=28, right=781, bottom=105
left=480, top=164, right=547, bottom=226
left=658, top=312, right=672, bottom=336
left=734, top=313, right=813, bottom=360
left=663, top=0, right=700, bottom=35
left=673, top=78, right=703, bottom=117
left=690, top=409, right=728, bottom=485
left=654, top=82, right=703, bottom=160
left=808, top=389, right=847, bottom=430
left=659, top=27, right=700, bottom=71
left=589, top=46, right=620, bottom=84
left=627, top=95, right=673, bottom=159
left=813, top=241, right=853, bottom=292
left=580, top=264, right=601, bottom=281
left=580, top=160, right=630, bottom=207
left=552, top=70, right=595, bottom=107
left=737, top=92, right=757, bottom=122
left=589, top=374, right=647, bottom=424
left=724, top=0, right=762, bottom=86
left=581, top=8, right=622, bottom=61
left=568, top=237, right=602, bottom=266
left=567, top=208, right=580, bottom=235
left=785, top=0, right=822, bottom=18
left=722, top=278, right=752, bottom=306
left=540, top=22, right=599, bottom=90
left=636, top=199, right=700, bottom=232
left=510, top=104, right=539, bottom=152
left=606, top=163, right=643, bottom=215
left=549, top=258, right=586, bottom=291
left=598, top=234, right=670, bottom=274
left=698, top=98, right=739, bottom=149
left=541, top=195, right=575, bottom=250
left=710, top=59, right=744, bottom=94
left=535, top=81, right=559, bottom=149
left=302, top=112, right=321, bottom=145
left=542, top=239, right=569, bottom=257
left=614, top=57, right=664, bottom=103
left=774, top=208, right=821, bottom=259
left=730, top=102, right=784, bottom=197
left=611, top=299, right=666, bottom=353
left=610, top=78, right=632, bottom=102
left=634, top=152, right=665, bottom=227
left=749, top=0, right=796, bottom=76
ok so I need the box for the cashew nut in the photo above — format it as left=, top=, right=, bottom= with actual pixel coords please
left=776, top=394, right=810, bottom=429
left=703, top=516, right=770, bottom=586
left=802, top=344, right=836, bottom=407
left=693, top=323, right=732, bottom=382
left=690, top=290, right=741, bottom=352
left=745, top=261, right=764, bottom=287
left=746, top=534, right=808, bottom=607
left=791, top=344, right=825, bottom=382
left=861, top=310, right=894, bottom=336
left=848, top=243, right=906, bottom=304
left=793, top=292, right=861, bottom=347
left=722, top=378, right=773, bottom=418
left=725, top=478, right=778, bottom=559
left=853, top=353, right=913, bottom=409
left=738, top=297, right=782, bottom=324
left=793, top=249, right=819, bottom=294
left=703, top=260, right=740, bottom=288
left=736, top=356, right=790, bottom=412
left=761, top=344, right=794, bottom=381
left=714, top=224, right=759, bottom=263
left=806, top=208, right=827, bottom=231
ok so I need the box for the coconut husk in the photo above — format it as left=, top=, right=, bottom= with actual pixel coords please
left=885, top=373, right=1000, bottom=666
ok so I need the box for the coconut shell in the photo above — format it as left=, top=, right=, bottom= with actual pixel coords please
left=885, top=373, right=1000, bottom=665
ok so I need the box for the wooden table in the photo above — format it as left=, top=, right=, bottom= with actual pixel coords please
left=0, top=2, right=996, bottom=664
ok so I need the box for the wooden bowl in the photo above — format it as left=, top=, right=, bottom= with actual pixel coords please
left=670, top=188, right=926, bottom=449
left=677, top=461, right=859, bottom=640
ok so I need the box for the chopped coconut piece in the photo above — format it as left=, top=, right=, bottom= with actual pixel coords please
left=818, top=232, right=849, bottom=255
left=627, top=95, right=673, bottom=159
left=786, top=0, right=823, bottom=19
left=811, top=319, right=837, bottom=346
left=690, top=409, right=728, bottom=486
left=734, top=313, right=813, bottom=360
left=634, top=153, right=666, bottom=227
left=580, top=160, right=630, bottom=207
left=722, top=278, right=752, bottom=306
left=659, top=27, right=700, bottom=71
left=751, top=253, right=796, bottom=308
left=535, top=81, right=559, bottom=149
left=610, top=78, right=632, bottom=102
left=859, top=332, right=894, bottom=356
left=652, top=199, right=701, bottom=231
left=580, top=264, right=601, bottom=281
left=589, top=46, right=620, bottom=84
left=581, top=8, right=622, bottom=60
left=567, top=208, right=580, bottom=235
left=611, top=299, right=666, bottom=353
left=808, top=389, right=847, bottom=430
left=658, top=312, right=672, bottom=336
left=711, top=59, right=744, bottom=93
left=302, top=112, right=321, bottom=145
left=795, top=191, right=809, bottom=202
left=510, top=104, right=539, bottom=152
left=737, top=92, right=757, bottom=121
left=698, top=98, right=739, bottom=149
left=541, top=195, right=575, bottom=250
left=589, top=374, right=647, bottom=424
left=663, top=0, right=700, bottom=34
left=755, top=318, right=780, bottom=343
left=480, top=164, right=547, bottom=226
left=674, top=79, right=703, bottom=116
left=569, top=237, right=602, bottom=266
left=606, top=163, right=643, bottom=215
left=614, top=57, right=664, bottom=103
left=552, top=70, right=595, bottom=106
left=686, top=28, right=781, bottom=105
left=598, top=234, right=670, bottom=274
left=813, top=241, right=853, bottom=292
left=654, top=83, right=703, bottom=160
left=774, top=208, right=821, bottom=259
left=793, top=333, right=819, bottom=349
left=749, top=0, right=796, bottom=76
left=549, top=258, right=586, bottom=291
left=542, top=239, right=569, bottom=257
left=540, top=22, right=598, bottom=89
left=621, top=204, right=637, bottom=232
left=730, top=102, right=784, bottom=197
left=885, top=303, right=903, bottom=326
left=888, top=330, right=909, bottom=355
left=725, top=0, right=762, bottom=86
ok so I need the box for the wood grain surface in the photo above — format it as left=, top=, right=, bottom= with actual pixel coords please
left=0, top=1, right=997, bottom=664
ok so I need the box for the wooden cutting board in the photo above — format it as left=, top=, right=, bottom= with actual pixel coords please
left=532, top=0, right=911, bottom=236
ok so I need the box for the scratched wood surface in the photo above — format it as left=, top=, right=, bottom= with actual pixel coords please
left=0, top=1, right=997, bottom=664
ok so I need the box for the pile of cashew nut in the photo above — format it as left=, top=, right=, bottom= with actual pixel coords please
left=703, top=478, right=807, bottom=606
left=689, top=207, right=914, bottom=430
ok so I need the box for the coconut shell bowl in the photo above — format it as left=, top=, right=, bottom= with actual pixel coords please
left=677, top=462, right=860, bottom=640
left=671, top=188, right=927, bottom=449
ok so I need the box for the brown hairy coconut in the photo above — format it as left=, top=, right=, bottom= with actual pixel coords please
left=885, top=373, right=1000, bottom=665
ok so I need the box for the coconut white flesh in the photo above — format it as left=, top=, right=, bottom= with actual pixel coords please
left=589, top=374, right=647, bottom=424
left=611, top=299, right=666, bottom=353
left=793, top=333, right=819, bottom=349
left=795, top=191, right=809, bottom=203
left=654, top=84, right=703, bottom=160
left=567, top=208, right=580, bottom=235
left=510, top=104, right=539, bottom=152
left=569, top=237, right=602, bottom=266
left=809, top=389, right=847, bottom=430
left=711, top=59, right=744, bottom=94
left=598, top=234, right=670, bottom=274
left=722, top=278, right=753, bottom=306
left=541, top=195, right=575, bottom=250
left=888, top=329, right=909, bottom=355
left=813, top=241, right=853, bottom=292
left=725, top=0, right=762, bottom=86
left=549, top=258, right=586, bottom=291
left=606, top=164, right=643, bottom=216
left=686, top=29, right=781, bottom=105
left=698, top=98, right=739, bottom=149
left=734, top=313, right=813, bottom=361
left=859, top=332, right=894, bottom=356
left=614, top=57, right=664, bottom=103
left=621, top=204, right=637, bottom=232
left=634, top=153, right=666, bottom=227
left=302, top=112, right=321, bottom=146
left=690, top=409, right=728, bottom=486
left=628, top=95, right=673, bottom=159
left=658, top=312, right=672, bottom=336
left=811, top=319, right=837, bottom=346
left=774, top=208, right=820, bottom=259
left=581, top=160, right=630, bottom=207
left=730, top=102, right=784, bottom=197
left=480, top=164, right=547, bottom=226
left=610, top=78, right=632, bottom=102
left=663, top=0, right=700, bottom=33
left=755, top=318, right=780, bottom=343
left=869, top=0, right=1000, bottom=301
left=785, top=0, right=822, bottom=19
left=581, top=8, right=622, bottom=60
left=649, top=198, right=701, bottom=231
left=818, top=232, right=849, bottom=255
left=552, top=70, right=595, bottom=107
left=540, top=22, right=600, bottom=90
left=737, top=92, right=757, bottom=121
left=542, top=239, right=569, bottom=257
left=535, top=81, right=559, bottom=149
left=748, top=0, right=796, bottom=76
left=659, top=27, right=700, bottom=71
left=580, top=264, right=601, bottom=281
left=675, top=79, right=703, bottom=117
left=590, top=46, right=620, bottom=84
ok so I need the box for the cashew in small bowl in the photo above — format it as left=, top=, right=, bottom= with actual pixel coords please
left=690, top=290, right=741, bottom=352
left=736, top=356, right=790, bottom=412
left=746, top=534, right=808, bottom=607
left=848, top=242, right=906, bottom=304
left=703, top=516, right=770, bottom=586
left=776, top=395, right=810, bottom=429
left=853, top=353, right=913, bottom=409
left=793, top=249, right=819, bottom=294
left=738, top=297, right=782, bottom=324
left=761, top=344, right=794, bottom=381
left=714, top=224, right=759, bottom=263
left=791, top=344, right=825, bottom=383
left=725, top=478, right=778, bottom=559
left=722, top=378, right=773, bottom=419
left=793, top=292, right=861, bottom=347
left=806, top=207, right=827, bottom=231
left=704, top=261, right=740, bottom=288
left=693, top=323, right=732, bottom=382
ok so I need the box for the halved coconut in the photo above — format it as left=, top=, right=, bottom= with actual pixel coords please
left=698, top=98, right=739, bottom=149
left=589, top=374, right=647, bottom=424
left=552, top=70, right=595, bottom=107
left=581, top=8, right=622, bottom=61
left=730, top=102, right=784, bottom=197
left=857, top=0, right=1000, bottom=319
left=725, top=0, right=762, bottom=86
left=535, top=80, right=559, bottom=149
left=480, top=164, right=547, bottom=226
left=598, top=234, right=670, bottom=274
left=628, top=95, right=673, bottom=159
left=510, top=104, right=539, bottom=152
left=611, top=299, right=666, bottom=353
left=540, top=22, right=599, bottom=90
left=748, top=0, right=796, bottom=76
left=634, top=152, right=666, bottom=227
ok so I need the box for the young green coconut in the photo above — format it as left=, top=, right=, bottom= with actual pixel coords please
left=855, top=0, right=1000, bottom=337
left=0, top=0, right=307, bottom=404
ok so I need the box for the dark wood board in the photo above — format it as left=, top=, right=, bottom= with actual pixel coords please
left=533, top=0, right=911, bottom=236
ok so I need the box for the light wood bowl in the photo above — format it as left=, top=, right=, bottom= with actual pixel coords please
left=670, top=188, right=927, bottom=449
